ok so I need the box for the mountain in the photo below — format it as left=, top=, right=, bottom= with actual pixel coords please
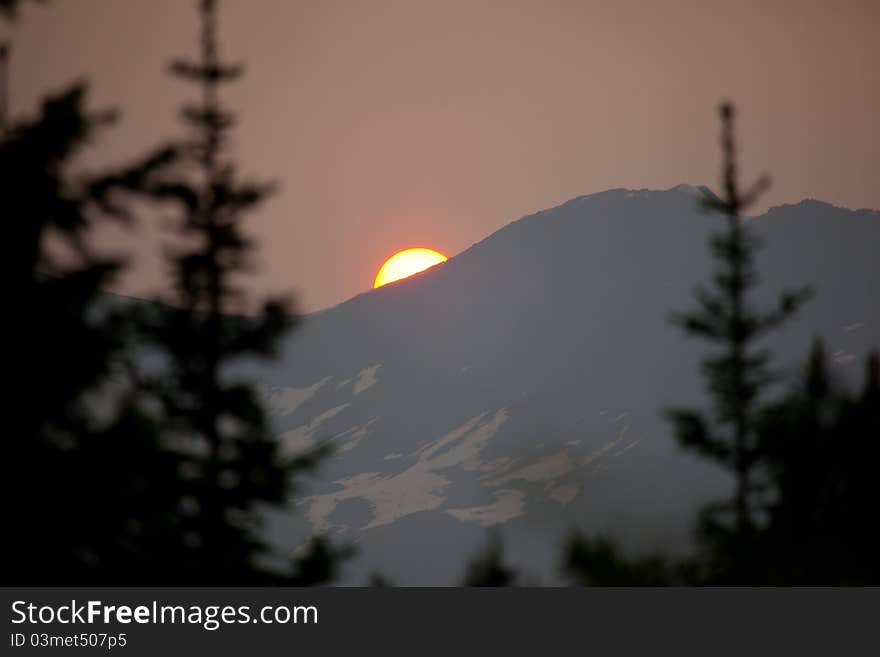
left=254, top=185, right=880, bottom=584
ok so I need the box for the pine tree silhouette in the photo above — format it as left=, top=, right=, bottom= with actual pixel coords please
left=667, top=102, right=811, bottom=542
left=137, top=0, right=339, bottom=583
left=563, top=102, right=879, bottom=585
left=563, top=535, right=676, bottom=586
left=753, top=343, right=880, bottom=583
left=564, top=102, right=817, bottom=585
left=5, top=3, right=178, bottom=582
left=289, top=536, right=356, bottom=586
left=461, top=532, right=518, bottom=586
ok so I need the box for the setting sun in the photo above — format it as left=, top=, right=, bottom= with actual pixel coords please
left=374, top=248, right=448, bottom=288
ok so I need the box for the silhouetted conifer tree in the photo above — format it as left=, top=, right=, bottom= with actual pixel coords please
left=563, top=102, right=879, bottom=585
left=289, top=537, right=356, bottom=586
left=5, top=3, right=178, bottom=582
left=564, top=102, right=811, bottom=585
left=138, top=0, right=337, bottom=583
left=752, top=342, right=880, bottom=583
left=563, top=535, right=676, bottom=586
left=667, top=102, right=810, bottom=544
left=461, top=532, right=518, bottom=586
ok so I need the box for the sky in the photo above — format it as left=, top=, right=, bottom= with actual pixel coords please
left=4, top=0, right=879, bottom=311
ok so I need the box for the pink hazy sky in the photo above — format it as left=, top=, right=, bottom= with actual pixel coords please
left=5, top=0, right=879, bottom=310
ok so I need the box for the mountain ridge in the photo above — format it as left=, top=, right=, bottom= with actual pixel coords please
left=309, top=184, right=876, bottom=318
left=249, top=186, right=878, bottom=584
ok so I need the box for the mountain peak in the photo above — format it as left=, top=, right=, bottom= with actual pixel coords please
left=265, top=190, right=880, bottom=584
left=575, top=183, right=708, bottom=202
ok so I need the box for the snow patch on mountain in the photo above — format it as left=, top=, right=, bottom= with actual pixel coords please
left=259, top=376, right=332, bottom=416
left=304, top=409, right=508, bottom=532
left=336, top=418, right=378, bottom=454
left=446, top=489, right=526, bottom=527
left=353, top=365, right=381, bottom=395
left=280, top=403, right=349, bottom=456
left=487, top=450, right=576, bottom=486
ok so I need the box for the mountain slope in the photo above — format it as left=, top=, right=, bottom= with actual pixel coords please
left=257, top=186, right=880, bottom=584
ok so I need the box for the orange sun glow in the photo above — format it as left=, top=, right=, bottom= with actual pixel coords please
left=374, top=247, right=448, bottom=288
